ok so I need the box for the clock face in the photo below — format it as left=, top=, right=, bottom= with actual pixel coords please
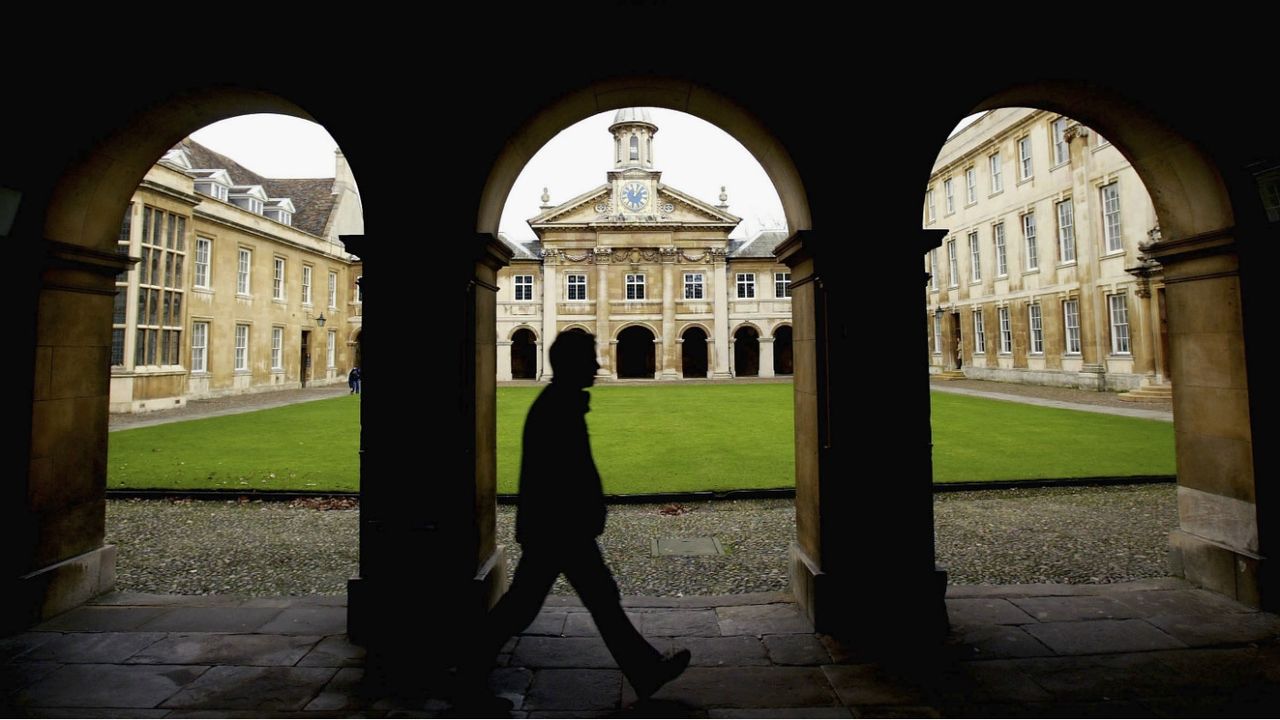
left=621, top=182, right=648, bottom=211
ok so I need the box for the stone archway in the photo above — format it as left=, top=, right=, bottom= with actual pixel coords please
left=681, top=326, right=709, bottom=379
left=733, top=326, right=760, bottom=377
left=616, top=325, right=656, bottom=379
left=963, top=84, right=1263, bottom=608
left=773, top=325, right=793, bottom=376
left=510, top=328, right=537, bottom=379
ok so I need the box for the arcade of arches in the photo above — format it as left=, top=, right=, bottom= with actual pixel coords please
left=4, top=63, right=1277, bottom=670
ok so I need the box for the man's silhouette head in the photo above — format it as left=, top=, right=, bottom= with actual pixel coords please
left=550, top=331, right=600, bottom=388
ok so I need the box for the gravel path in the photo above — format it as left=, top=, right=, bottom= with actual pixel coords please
left=106, top=483, right=1176, bottom=597
left=932, top=377, right=1173, bottom=413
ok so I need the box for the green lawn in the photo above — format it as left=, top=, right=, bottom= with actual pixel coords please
left=107, top=385, right=1176, bottom=493
left=929, top=392, right=1175, bottom=482
left=496, top=384, right=795, bottom=495
left=108, top=396, right=362, bottom=492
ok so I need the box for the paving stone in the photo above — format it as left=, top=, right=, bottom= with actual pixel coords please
left=1146, top=611, right=1280, bottom=646
left=851, top=706, right=942, bottom=718
left=1023, top=619, right=1185, bottom=655
left=1138, top=691, right=1280, bottom=718
left=0, top=660, right=62, bottom=695
left=1148, top=647, right=1270, bottom=692
left=623, top=592, right=790, bottom=609
left=1010, top=595, right=1142, bottom=623
left=135, top=607, right=285, bottom=633
left=256, top=607, right=347, bottom=635
left=491, top=666, right=534, bottom=709
left=561, top=611, right=642, bottom=637
left=651, top=537, right=724, bottom=557
left=35, top=607, right=169, bottom=632
left=633, top=666, right=837, bottom=708
left=127, top=633, right=320, bottom=666
left=90, top=593, right=236, bottom=607
left=1016, top=700, right=1152, bottom=717
left=1111, top=588, right=1254, bottom=617
left=159, top=666, right=336, bottom=710
left=675, top=636, right=770, bottom=667
left=16, top=664, right=208, bottom=708
left=716, top=604, right=812, bottom=636
left=946, top=584, right=1111, bottom=599
left=951, top=625, right=1054, bottom=660
left=297, top=635, right=367, bottom=667
left=526, top=611, right=567, bottom=636
left=513, top=637, right=615, bottom=668
left=1011, top=653, right=1190, bottom=702
left=303, top=667, right=365, bottom=711
left=523, top=668, right=621, bottom=711
left=639, top=610, right=720, bottom=637
left=0, top=632, right=59, bottom=663
left=166, top=711, right=383, bottom=718
left=948, top=660, right=1054, bottom=703
left=763, top=634, right=831, bottom=665
left=821, top=664, right=931, bottom=706
left=20, top=710, right=171, bottom=718
left=708, top=708, right=852, bottom=718
left=19, top=632, right=166, bottom=664
left=946, top=598, right=1038, bottom=627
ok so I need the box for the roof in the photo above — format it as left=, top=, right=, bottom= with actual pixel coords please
left=609, top=107, right=657, bottom=131
left=728, top=230, right=789, bottom=258
left=175, top=138, right=337, bottom=237
left=496, top=234, right=542, bottom=260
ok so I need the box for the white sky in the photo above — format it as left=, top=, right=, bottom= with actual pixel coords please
left=189, top=111, right=985, bottom=240
left=500, top=109, right=786, bottom=241
left=190, top=114, right=340, bottom=178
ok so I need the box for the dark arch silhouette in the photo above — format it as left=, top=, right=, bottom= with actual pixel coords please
left=773, top=326, right=793, bottom=376
left=681, top=327, right=708, bottom=378
left=734, top=326, right=760, bottom=377
left=617, top=326, right=656, bottom=379
left=510, top=328, right=537, bottom=379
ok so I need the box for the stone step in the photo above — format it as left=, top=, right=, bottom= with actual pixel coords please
left=1118, top=384, right=1174, bottom=402
left=934, top=371, right=967, bottom=381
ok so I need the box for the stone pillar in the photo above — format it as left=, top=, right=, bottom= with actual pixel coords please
left=1146, top=230, right=1267, bottom=607
left=705, top=337, right=715, bottom=379
left=759, top=335, right=776, bottom=377
left=594, top=248, right=611, bottom=376
left=348, top=235, right=512, bottom=678
left=711, top=248, right=731, bottom=378
left=777, top=229, right=949, bottom=646
left=535, top=340, right=544, bottom=380
left=496, top=339, right=512, bottom=381
left=10, top=239, right=130, bottom=631
left=540, top=254, right=558, bottom=381
left=1067, top=123, right=1107, bottom=390
left=660, top=247, right=679, bottom=379
left=1127, top=275, right=1157, bottom=383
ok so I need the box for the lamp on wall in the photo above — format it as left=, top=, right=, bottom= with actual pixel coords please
left=316, top=313, right=327, bottom=328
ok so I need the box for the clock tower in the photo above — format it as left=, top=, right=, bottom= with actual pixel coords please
left=608, top=107, right=660, bottom=216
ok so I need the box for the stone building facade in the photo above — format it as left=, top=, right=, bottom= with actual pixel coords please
left=109, top=139, right=364, bottom=412
left=924, top=107, right=1169, bottom=393
left=495, top=108, right=794, bottom=381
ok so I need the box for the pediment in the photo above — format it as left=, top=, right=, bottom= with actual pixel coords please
left=529, top=182, right=740, bottom=229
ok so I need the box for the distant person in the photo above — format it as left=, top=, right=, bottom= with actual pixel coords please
left=457, top=332, right=689, bottom=710
left=348, top=366, right=361, bottom=394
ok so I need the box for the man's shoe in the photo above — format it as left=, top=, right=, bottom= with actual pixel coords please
left=633, top=648, right=691, bottom=700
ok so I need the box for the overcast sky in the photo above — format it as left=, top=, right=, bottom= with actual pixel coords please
left=191, top=111, right=985, bottom=241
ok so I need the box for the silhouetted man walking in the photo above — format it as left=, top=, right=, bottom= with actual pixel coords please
left=458, top=331, right=689, bottom=710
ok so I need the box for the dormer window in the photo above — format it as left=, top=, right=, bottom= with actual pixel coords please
left=191, top=169, right=232, bottom=203
left=264, top=198, right=296, bottom=226
left=229, top=185, right=269, bottom=216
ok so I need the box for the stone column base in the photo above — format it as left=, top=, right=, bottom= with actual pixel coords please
left=1169, top=529, right=1269, bottom=609
left=348, top=545, right=507, bottom=650
left=790, top=543, right=949, bottom=648
left=7, top=545, right=116, bottom=633
left=1077, top=364, right=1107, bottom=390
